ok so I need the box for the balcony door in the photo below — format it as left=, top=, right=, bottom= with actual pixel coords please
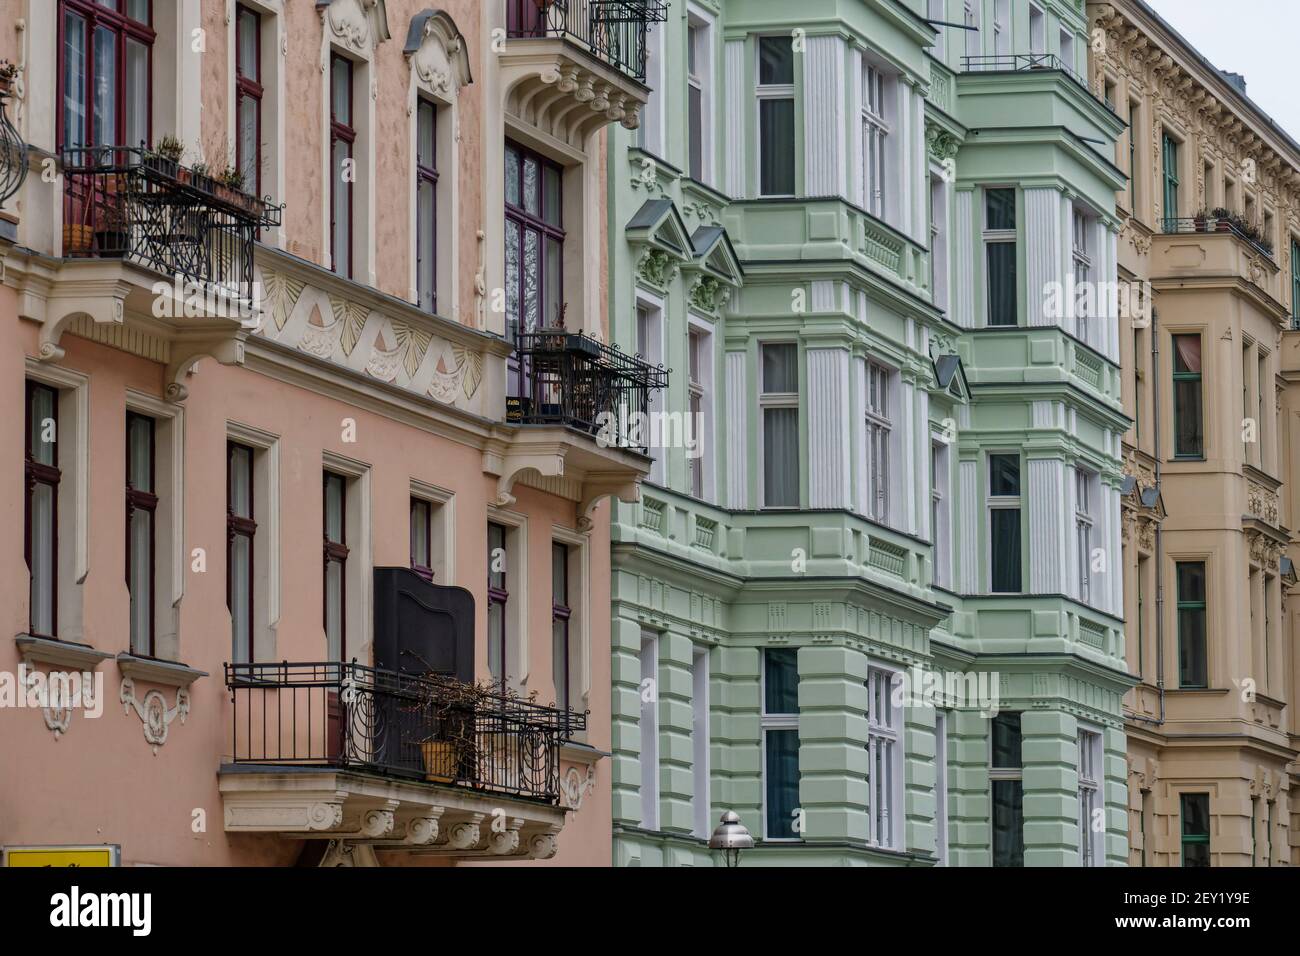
left=59, top=0, right=154, bottom=154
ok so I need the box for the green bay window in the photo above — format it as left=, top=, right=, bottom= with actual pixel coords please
left=1176, top=561, right=1207, bottom=688
left=1172, top=334, right=1203, bottom=458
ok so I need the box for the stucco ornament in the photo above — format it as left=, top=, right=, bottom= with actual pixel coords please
left=561, top=765, right=596, bottom=810
left=688, top=275, right=730, bottom=314
left=925, top=124, right=960, bottom=163
left=637, top=248, right=678, bottom=290
left=405, top=9, right=472, bottom=95
left=119, top=677, right=190, bottom=754
left=321, top=0, right=391, bottom=55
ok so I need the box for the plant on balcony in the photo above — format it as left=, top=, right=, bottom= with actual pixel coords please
left=146, top=135, right=185, bottom=181
left=1192, top=208, right=1209, bottom=232
left=1210, top=207, right=1234, bottom=233
left=0, top=60, right=17, bottom=97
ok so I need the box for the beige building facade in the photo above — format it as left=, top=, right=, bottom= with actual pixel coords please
left=1090, top=0, right=1300, bottom=866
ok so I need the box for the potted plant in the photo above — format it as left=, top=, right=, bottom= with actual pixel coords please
left=217, top=165, right=245, bottom=207
left=147, top=135, right=184, bottom=180
left=0, top=60, right=17, bottom=98
left=1192, top=208, right=1209, bottom=232
left=1211, top=207, right=1232, bottom=233
left=189, top=161, right=214, bottom=195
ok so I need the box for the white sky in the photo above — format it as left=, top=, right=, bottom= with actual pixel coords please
left=1144, top=0, right=1300, bottom=144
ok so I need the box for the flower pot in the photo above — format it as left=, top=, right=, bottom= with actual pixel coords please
left=420, top=740, right=458, bottom=783
left=564, top=333, right=601, bottom=357
left=62, top=224, right=93, bottom=255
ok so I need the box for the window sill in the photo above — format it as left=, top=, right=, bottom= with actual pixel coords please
left=116, top=652, right=208, bottom=689
left=15, top=634, right=115, bottom=671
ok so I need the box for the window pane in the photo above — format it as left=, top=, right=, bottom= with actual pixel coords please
left=764, top=648, right=799, bottom=714
left=324, top=475, right=344, bottom=542
left=488, top=599, right=505, bottom=681
left=992, top=780, right=1024, bottom=866
left=125, top=37, right=148, bottom=148
left=30, top=482, right=56, bottom=636
left=28, top=386, right=56, bottom=466
left=324, top=559, right=343, bottom=659
left=1174, top=378, right=1203, bottom=456
left=237, top=9, right=259, bottom=78
left=763, top=407, right=799, bottom=507
left=991, top=712, right=1022, bottom=769
left=127, top=416, right=153, bottom=492
left=229, top=445, right=252, bottom=517
left=126, top=0, right=150, bottom=23
left=62, top=12, right=87, bottom=149
left=552, top=618, right=569, bottom=711
left=237, top=94, right=258, bottom=191
left=418, top=178, right=436, bottom=311
left=1178, top=607, right=1207, bottom=688
left=762, top=344, right=798, bottom=393
left=523, top=158, right=539, bottom=216
left=759, top=98, right=795, bottom=195
left=505, top=219, right=520, bottom=344
left=543, top=164, right=561, bottom=227
left=1177, top=561, right=1205, bottom=603
left=488, top=524, right=506, bottom=590
left=410, top=500, right=430, bottom=568
left=231, top=533, right=251, bottom=662
left=765, top=728, right=800, bottom=838
left=986, top=188, right=1016, bottom=229
left=331, top=58, right=351, bottom=125
left=332, top=137, right=352, bottom=275
left=505, top=145, right=520, bottom=208
left=129, top=508, right=152, bottom=653
left=92, top=25, right=117, bottom=148
left=688, top=84, right=703, bottom=180
left=523, top=229, right=540, bottom=331
left=989, top=454, right=1019, bottom=497
left=551, top=543, right=567, bottom=605
left=986, top=242, right=1017, bottom=325
left=417, top=100, right=435, bottom=167
left=1173, top=335, right=1201, bottom=373
left=544, top=236, right=562, bottom=327
left=758, top=36, right=794, bottom=85
left=990, top=508, right=1021, bottom=592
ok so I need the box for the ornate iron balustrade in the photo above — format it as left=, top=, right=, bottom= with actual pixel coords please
left=960, top=53, right=1110, bottom=110
left=225, top=661, right=586, bottom=804
left=61, top=146, right=282, bottom=303
left=0, top=63, right=27, bottom=207
left=505, top=0, right=668, bottom=82
left=509, top=329, right=669, bottom=454
left=1160, top=216, right=1276, bottom=260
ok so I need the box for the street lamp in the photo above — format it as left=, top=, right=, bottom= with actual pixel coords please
left=708, top=810, right=753, bottom=868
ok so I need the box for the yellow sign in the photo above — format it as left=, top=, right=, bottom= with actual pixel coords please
left=3, top=845, right=119, bottom=867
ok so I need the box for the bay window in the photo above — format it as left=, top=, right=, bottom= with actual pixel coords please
left=416, top=98, right=438, bottom=313
left=235, top=4, right=262, bottom=196
left=323, top=471, right=348, bottom=660
left=330, top=54, right=354, bottom=278
left=991, top=711, right=1024, bottom=867
left=757, top=35, right=795, bottom=197
left=25, top=383, right=60, bottom=639
left=984, top=188, right=1018, bottom=326
left=228, top=442, right=256, bottom=663
left=760, top=343, right=800, bottom=508
left=59, top=0, right=153, bottom=151
left=988, top=453, right=1022, bottom=593
left=126, top=412, right=156, bottom=656
left=762, top=648, right=800, bottom=840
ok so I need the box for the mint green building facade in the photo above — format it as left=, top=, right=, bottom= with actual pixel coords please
left=607, top=0, right=1134, bottom=866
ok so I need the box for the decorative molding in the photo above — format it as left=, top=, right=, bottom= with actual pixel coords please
left=561, top=765, right=597, bottom=810
left=119, top=677, right=191, bottom=754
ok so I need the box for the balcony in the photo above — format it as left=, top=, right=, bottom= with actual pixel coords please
left=499, top=1, right=666, bottom=144
left=1152, top=216, right=1281, bottom=301
left=961, top=53, right=1099, bottom=104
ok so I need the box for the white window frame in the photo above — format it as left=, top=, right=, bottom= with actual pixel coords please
left=410, top=478, right=455, bottom=587
left=987, top=451, right=1022, bottom=594
left=866, top=360, right=892, bottom=522
left=935, top=709, right=950, bottom=864
left=1072, top=206, right=1093, bottom=345
left=1059, top=28, right=1075, bottom=75
left=1075, top=467, right=1095, bottom=605
left=1077, top=724, right=1104, bottom=866
left=687, top=318, right=714, bottom=502
left=1029, top=4, right=1046, bottom=56
left=760, top=647, right=801, bottom=842
left=929, top=0, right=946, bottom=60
left=686, top=10, right=714, bottom=185
left=866, top=663, right=904, bottom=849
left=321, top=450, right=371, bottom=665
left=691, top=645, right=711, bottom=838
left=930, top=172, right=950, bottom=312
left=486, top=506, right=528, bottom=689
left=861, top=63, right=890, bottom=218
left=639, top=629, right=660, bottom=831
left=227, top=0, right=286, bottom=249
left=963, top=0, right=980, bottom=61
left=228, top=421, right=282, bottom=661
left=982, top=186, right=1018, bottom=327
left=552, top=524, right=591, bottom=726
left=759, top=342, right=801, bottom=509
left=636, top=293, right=666, bottom=486
left=755, top=34, right=796, bottom=198
left=993, top=0, right=1011, bottom=59
left=931, top=438, right=951, bottom=588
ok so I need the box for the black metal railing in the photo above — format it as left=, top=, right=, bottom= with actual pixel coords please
left=961, top=53, right=1108, bottom=108
left=1160, top=216, right=1276, bottom=260
left=62, top=145, right=282, bottom=303
left=225, top=660, right=586, bottom=804
left=505, top=0, right=668, bottom=82
left=509, top=329, right=668, bottom=454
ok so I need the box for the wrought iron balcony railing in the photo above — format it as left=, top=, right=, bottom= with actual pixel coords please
left=1160, top=215, right=1276, bottom=260
left=61, top=145, right=282, bottom=303
left=961, top=53, right=1112, bottom=111
left=225, top=660, right=586, bottom=804
left=509, top=329, right=669, bottom=454
left=505, top=0, right=668, bottom=82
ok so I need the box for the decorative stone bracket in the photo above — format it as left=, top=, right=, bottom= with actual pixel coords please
left=13, top=635, right=113, bottom=739
left=117, top=653, right=206, bottom=754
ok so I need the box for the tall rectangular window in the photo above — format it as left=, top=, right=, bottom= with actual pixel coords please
left=963, top=1, right=980, bottom=59
left=235, top=4, right=262, bottom=197
left=1135, top=554, right=1148, bottom=677
left=551, top=542, right=570, bottom=712
left=761, top=344, right=799, bottom=507
left=861, top=65, right=889, bottom=218
left=687, top=21, right=706, bottom=182
left=1075, top=468, right=1094, bottom=604
left=228, top=442, right=256, bottom=663
left=126, top=412, right=156, bottom=656
left=935, top=710, right=950, bottom=864
left=1029, top=4, right=1045, bottom=55
left=639, top=630, right=659, bottom=830
left=59, top=0, right=153, bottom=151
left=1058, top=29, right=1075, bottom=74
left=757, top=36, right=795, bottom=196
left=691, top=647, right=710, bottom=838
left=1161, top=133, right=1180, bottom=229
left=1176, top=561, right=1207, bottom=688
left=1291, top=238, right=1300, bottom=327
left=1172, top=334, right=1203, bottom=458
left=991, top=711, right=1024, bottom=866
left=988, top=453, right=1021, bottom=593
left=994, top=0, right=1011, bottom=58
left=984, top=188, right=1017, bottom=325
left=929, top=0, right=945, bottom=59
left=1077, top=727, right=1103, bottom=866
left=416, top=98, right=438, bottom=313
left=867, top=666, right=902, bottom=848
left=762, top=648, right=800, bottom=840
left=866, top=362, right=891, bottom=521
left=330, top=54, right=355, bottom=278
left=1180, top=793, right=1210, bottom=867
left=323, top=471, right=348, bottom=660
left=505, top=141, right=564, bottom=394
left=487, top=522, right=508, bottom=685
left=25, top=382, right=60, bottom=638
left=688, top=328, right=705, bottom=499
left=931, top=440, right=950, bottom=588
left=1128, top=102, right=1139, bottom=210
left=410, top=497, right=432, bottom=581
left=1072, top=208, right=1093, bottom=345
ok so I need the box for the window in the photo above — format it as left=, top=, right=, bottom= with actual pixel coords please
left=1075, top=468, right=1095, bottom=604
left=330, top=54, right=354, bottom=277
left=505, top=141, right=564, bottom=392
left=988, top=453, right=1021, bottom=593
left=984, top=188, right=1017, bottom=325
left=929, top=0, right=945, bottom=59
left=762, top=648, right=800, bottom=839
left=935, top=710, right=950, bottom=864
left=487, top=522, right=508, bottom=685
left=1058, top=29, right=1074, bottom=74
left=867, top=666, right=902, bottom=848
left=410, top=497, right=432, bottom=582
left=1133, top=320, right=1145, bottom=441
left=235, top=4, right=262, bottom=197
left=126, top=412, right=156, bottom=656
left=639, top=629, right=659, bottom=830
left=688, top=328, right=706, bottom=499
left=990, top=711, right=1024, bottom=866
left=930, top=175, right=950, bottom=310
left=963, top=1, right=980, bottom=59
left=1291, top=238, right=1300, bottom=327
left=323, top=471, right=348, bottom=660
left=228, top=442, right=256, bottom=663
left=687, top=20, right=707, bottom=181
left=994, top=0, right=1011, bottom=58
left=415, top=98, right=438, bottom=313
left=760, top=344, right=800, bottom=507
left=1172, top=334, right=1203, bottom=458
left=931, top=440, right=951, bottom=588
left=59, top=0, right=153, bottom=151
left=1135, top=554, right=1148, bottom=677
left=1072, top=208, right=1093, bottom=344
left=861, top=65, right=889, bottom=218
left=1077, top=727, right=1103, bottom=866
left=692, top=647, right=710, bottom=838
left=757, top=35, right=795, bottom=196
left=636, top=300, right=665, bottom=484
left=1161, top=133, right=1180, bottom=229
left=1028, top=4, right=1045, bottom=55
left=1128, top=102, right=1139, bottom=210
left=866, top=362, right=891, bottom=521
left=25, top=382, right=60, bottom=638
left=551, top=542, right=570, bottom=712
left=1176, top=561, right=1207, bottom=688
left=1180, top=793, right=1210, bottom=867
